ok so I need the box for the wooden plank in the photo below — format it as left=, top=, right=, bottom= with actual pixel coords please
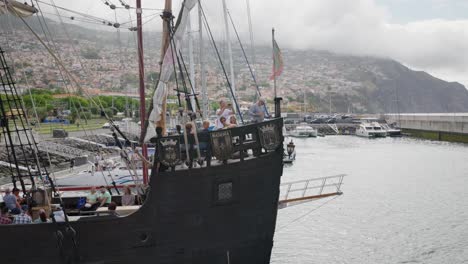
left=278, top=192, right=342, bottom=205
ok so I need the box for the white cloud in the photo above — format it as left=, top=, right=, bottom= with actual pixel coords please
left=221, top=0, right=468, bottom=86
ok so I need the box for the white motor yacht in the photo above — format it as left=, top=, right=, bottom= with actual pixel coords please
left=356, top=122, right=387, bottom=138
left=289, top=123, right=318, bottom=138
left=381, top=123, right=402, bottom=137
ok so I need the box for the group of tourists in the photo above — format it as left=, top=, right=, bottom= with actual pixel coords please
left=82, top=185, right=135, bottom=212
left=1, top=187, right=65, bottom=225
left=215, top=98, right=267, bottom=130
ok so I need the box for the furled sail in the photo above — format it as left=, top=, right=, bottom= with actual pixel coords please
left=149, top=0, right=197, bottom=123
left=0, top=0, right=38, bottom=17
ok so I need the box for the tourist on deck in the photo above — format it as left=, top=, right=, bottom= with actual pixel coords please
left=185, top=122, right=196, bottom=135
left=219, top=116, right=229, bottom=129
left=249, top=98, right=267, bottom=123
left=107, top=202, right=119, bottom=217
left=216, top=100, right=234, bottom=129
left=98, top=187, right=112, bottom=207
left=3, top=188, right=21, bottom=214
left=121, top=186, right=135, bottom=206
left=13, top=187, right=25, bottom=205
left=0, top=206, right=12, bottom=224
left=83, top=187, right=100, bottom=211
left=228, top=116, right=238, bottom=128
left=33, top=209, right=49, bottom=223
left=12, top=205, right=32, bottom=224
left=201, top=120, right=211, bottom=132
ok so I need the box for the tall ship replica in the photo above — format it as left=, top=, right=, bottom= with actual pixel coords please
left=0, top=0, right=286, bottom=263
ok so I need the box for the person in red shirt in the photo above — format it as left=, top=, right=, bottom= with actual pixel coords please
left=0, top=206, right=12, bottom=225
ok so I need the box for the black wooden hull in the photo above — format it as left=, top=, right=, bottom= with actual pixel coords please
left=1, top=148, right=283, bottom=263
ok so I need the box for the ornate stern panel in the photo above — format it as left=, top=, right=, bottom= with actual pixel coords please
left=259, top=123, right=281, bottom=151
left=210, top=130, right=233, bottom=161
left=157, top=136, right=181, bottom=167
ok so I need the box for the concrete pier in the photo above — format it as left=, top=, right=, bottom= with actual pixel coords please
left=385, top=113, right=468, bottom=143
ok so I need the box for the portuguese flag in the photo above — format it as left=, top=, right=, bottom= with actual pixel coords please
left=270, top=38, right=284, bottom=80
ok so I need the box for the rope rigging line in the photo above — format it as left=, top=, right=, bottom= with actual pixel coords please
left=1, top=24, right=60, bottom=199
left=168, top=19, right=193, bottom=113
left=16, top=2, right=145, bottom=189
left=36, top=0, right=115, bottom=25
left=226, top=11, right=262, bottom=98
left=226, top=9, right=269, bottom=116
left=178, top=49, right=201, bottom=114
left=47, top=0, right=145, bottom=190
left=198, top=1, right=244, bottom=124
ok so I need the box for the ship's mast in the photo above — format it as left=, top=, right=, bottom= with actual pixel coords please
left=187, top=15, right=197, bottom=111
left=198, top=2, right=208, bottom=117
left=246, top=0, right=255, bottom=69
left=222, top=0, right=236, bottom=100
left=157, top=0, right=173, bottom=135
left=136, top=0, right=149, bottom=184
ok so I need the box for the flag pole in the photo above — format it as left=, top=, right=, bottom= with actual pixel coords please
left=272, top=28, right=282, bottom=117
left=272, top=28, right=277, bottom=99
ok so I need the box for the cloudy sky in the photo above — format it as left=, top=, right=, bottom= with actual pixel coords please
left=40, top=0, right=468, bottom=87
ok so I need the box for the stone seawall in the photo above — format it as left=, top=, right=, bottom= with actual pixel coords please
left=386, top=113, right=468, bottom=143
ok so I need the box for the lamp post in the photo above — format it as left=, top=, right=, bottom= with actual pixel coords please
left=286, top=140, right=295, bottom=158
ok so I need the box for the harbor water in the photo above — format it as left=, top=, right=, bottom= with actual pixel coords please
left=272, top=136, right=468, bottom=263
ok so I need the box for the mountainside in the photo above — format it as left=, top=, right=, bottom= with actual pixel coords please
left=2, top=15, right=468, bottom=113
left=251, top=49, right=468, bottom=113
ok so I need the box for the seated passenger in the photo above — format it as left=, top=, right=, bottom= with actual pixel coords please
left=33, top=209, right=50, bottom=223
left=185, top=122, right=195, bottom=135
left=82, top=187, right=100, bottom=211
left=201, top=120, right=211, bottom=132
left=219, top=116, right=229, bottom=129
left=121, top=186, right=135, bottom=206
left=228, top=116, right=238, bottom=128
left=13, top=188, right=25, bottom=205
left=107, top=202, right=119, bottom=217
left=3, top=188, right=21, bottom=215
left=12, top=205, right=32, bottom=224
left=98, top=187, right=112, bottom=207
left=0, top=206, right=12, bottom=225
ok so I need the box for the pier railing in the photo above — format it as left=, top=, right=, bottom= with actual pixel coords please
left=278, top=174, right=345, bottom=209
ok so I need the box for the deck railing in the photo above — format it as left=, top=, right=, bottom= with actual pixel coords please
left=154, top=118, right=284, bottom=170
left=278, top=174, right=345, bottom=208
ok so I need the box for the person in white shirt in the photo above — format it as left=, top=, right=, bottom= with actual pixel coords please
left=216, top=99, right=234, bottom=129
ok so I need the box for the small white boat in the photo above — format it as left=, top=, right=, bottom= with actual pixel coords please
left=381, top=123, right=402, bottom=137
left=356, top=122, right=387, bottom=138
left=289, top=123, right=318, bottom=138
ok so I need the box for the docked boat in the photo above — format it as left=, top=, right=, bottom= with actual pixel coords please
left=355, top=122, right=387, bottom=138
left=381, top=123, right=402, bottom=137
left=289, top=123, right=318, bottom=138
